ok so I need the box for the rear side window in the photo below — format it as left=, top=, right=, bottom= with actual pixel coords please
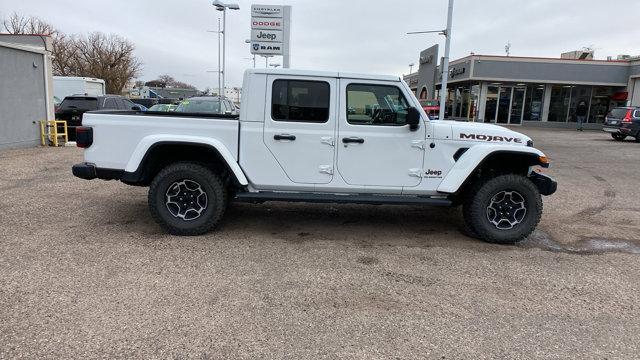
left=635, top=110, right=640, bottom=118
left=115, top=98, right=126, bottom=109
left=103, top=98, right=118, bottom=109
left=272, top=80, right=330, bottom=123
left=59, top=98, right=97, bottom=111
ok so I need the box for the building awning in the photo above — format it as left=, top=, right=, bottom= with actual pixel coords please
left=611, top=91, right=628, bottom=101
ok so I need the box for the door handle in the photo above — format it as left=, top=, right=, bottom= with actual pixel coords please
left=274, top=134, right=296, bottom=141
left=342, top=137, right=364, bottom=144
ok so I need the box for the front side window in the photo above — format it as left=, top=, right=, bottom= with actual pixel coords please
left=272, top=80, right=330, bottom=123
left=346, top=84, right=410, bottom=126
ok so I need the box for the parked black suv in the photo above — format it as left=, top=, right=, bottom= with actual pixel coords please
left=56, top=95, right=142, bottom=140
left=603, top=106, right=640, bottom=141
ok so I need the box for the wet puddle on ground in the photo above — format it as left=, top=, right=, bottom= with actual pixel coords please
left=518, top=230, right=640, bottom=255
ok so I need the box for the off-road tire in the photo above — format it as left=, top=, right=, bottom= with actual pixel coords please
left=461, top=198, right=481, bottom=239
left=148, top=162, right=227, bottom=236
left=463, top=174, right=542, bottom=244
left=612, top=133, right=626, bottom=141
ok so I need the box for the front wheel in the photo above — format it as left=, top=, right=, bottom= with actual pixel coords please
left=148, top=162, right=227, bottom=236
left=612, top=133, right=626, bottom=141
left=463, top=174, right=542, bottom=244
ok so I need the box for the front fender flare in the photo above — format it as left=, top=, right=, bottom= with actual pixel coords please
left=125, top=135, right=249, bottom=186
left=437, top=145, right=546, bottom=194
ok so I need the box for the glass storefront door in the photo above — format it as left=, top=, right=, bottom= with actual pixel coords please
left=509, top=87, right=526, bottom=125
left=487, top=85, right=526, bottom=125
left=484, top=86, right=499, bottom=123
left=497, top=87, right=512, bottom=123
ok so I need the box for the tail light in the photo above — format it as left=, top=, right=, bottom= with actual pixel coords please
left=76, top=126, right=93, bottom=148
left=622, top=110, right=632, bottom=123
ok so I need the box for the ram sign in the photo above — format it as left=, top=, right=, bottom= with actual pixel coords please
left=250, top=4, right=291, bottom=64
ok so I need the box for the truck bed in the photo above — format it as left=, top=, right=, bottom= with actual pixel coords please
left=81, top=111, right=240, bottom=172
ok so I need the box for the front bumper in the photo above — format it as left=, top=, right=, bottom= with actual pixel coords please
left=529, top=172, right=557, bottom=196
left=72, top=163, right=124, bottom=181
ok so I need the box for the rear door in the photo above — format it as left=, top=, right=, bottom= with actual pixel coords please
left=263, top=76, right=337, bottom=184
left=336, top=79, right=426, bottom=188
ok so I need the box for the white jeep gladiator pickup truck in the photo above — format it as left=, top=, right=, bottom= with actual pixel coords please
left=72, top=69, right=556, bottom=244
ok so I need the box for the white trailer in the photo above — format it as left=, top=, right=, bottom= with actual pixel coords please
left=53, top=76, right=106, bottom=100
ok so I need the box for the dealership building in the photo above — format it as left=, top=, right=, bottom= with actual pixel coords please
left=404, top=47, right=640, bottom=128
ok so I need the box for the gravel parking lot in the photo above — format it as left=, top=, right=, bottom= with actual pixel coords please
left=1, top=128, right=639, bottom=359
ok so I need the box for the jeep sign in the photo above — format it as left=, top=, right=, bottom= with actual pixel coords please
left=250, top=4, right=291, bottom=63
left=251, top=29, right=283, bottom=43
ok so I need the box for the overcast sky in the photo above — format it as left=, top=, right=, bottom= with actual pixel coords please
left=2, top=0, right=639, bottom=89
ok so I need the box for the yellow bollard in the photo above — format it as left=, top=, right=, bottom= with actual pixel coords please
left=40, top=121, right=46, bottom=146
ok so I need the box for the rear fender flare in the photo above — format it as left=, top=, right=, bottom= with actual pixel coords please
left=125, top=135, right=249, bottom=186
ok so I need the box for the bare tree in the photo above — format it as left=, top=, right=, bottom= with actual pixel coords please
left=71, top=32, right=142, bottom=93
left=2, top=12, right=58, bottom=36
left=2, top=13, right=142, bottom=94
left=156, top=74, right=197, bottom=90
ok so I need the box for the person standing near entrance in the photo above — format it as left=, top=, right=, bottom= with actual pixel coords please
left=576, top=100, right=588, bottom=131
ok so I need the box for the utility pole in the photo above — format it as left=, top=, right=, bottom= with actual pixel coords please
left=409, top=63, right=415, bottom=74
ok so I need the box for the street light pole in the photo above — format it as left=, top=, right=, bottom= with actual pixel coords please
left=217, top=18, right=222, bottom=96
left=222, top=7, right=226, bottom=96
left=406, top=0, right=454, bottom=120
left=439, top=0, right=454, bottom=120
left=213, top=1, right=239, bottom=97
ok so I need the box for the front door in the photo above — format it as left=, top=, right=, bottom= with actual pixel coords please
left=263, top=76, right=337, bottom=184
left=336, top=80, right=426, bottom=188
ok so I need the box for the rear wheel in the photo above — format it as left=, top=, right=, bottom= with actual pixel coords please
left=612, top=133, right=626, bottom=141
left=148, top=162, right=227, bottom=236
left=463, top=174, right=542, bottom=244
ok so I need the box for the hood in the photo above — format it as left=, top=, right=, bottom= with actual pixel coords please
left=433, top=120, right=532, bottom=146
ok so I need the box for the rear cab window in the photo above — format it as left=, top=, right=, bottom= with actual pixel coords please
left=609, top=108, right=630, bottom=119
left=59, top=98, right=98, bottom=111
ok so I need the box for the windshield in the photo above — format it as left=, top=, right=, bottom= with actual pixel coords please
left=175, top=99, right=221, bottom=114
left=420, top=100, right=439, bottom=107
left=148, top=104, right=176, bottom=112
left=59, top=98, right=98, bottom=111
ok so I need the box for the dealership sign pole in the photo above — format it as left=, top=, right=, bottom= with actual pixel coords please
left=250, top=4, right=292, bottom=68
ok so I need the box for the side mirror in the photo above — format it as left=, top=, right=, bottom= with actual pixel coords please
left=224, top=110, right=233, bottom=115
left=132, top=105, right=141, bottom=111
left=406, top=107, right=421, bottom=131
